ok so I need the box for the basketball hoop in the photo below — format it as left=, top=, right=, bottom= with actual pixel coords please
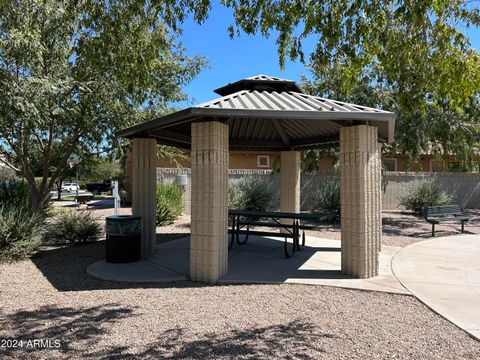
left=67, top=153, right=79, bottom=168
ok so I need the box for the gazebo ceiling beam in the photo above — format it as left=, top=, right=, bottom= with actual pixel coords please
left=290, top=135, right=339, bottom=148
left=330, top=119, right=353, bottom=127
left=149, top=129, right=191, bottom=144
left=230, top=138, right=286, bottom=149
left=272, top=119, right=291, bottom=147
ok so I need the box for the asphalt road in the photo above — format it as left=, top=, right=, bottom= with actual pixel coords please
left=50, top=190, right=92, bottom=197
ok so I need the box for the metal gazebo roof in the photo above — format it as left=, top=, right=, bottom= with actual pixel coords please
left=117, top=75, right=395, bottom=151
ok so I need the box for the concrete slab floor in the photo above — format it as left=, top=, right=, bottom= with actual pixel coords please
left=87, top=235, right=408, bottom=294
left=392, top=234, right=480, bottom=341
left=87, top=259, right=187, bottom=283
left=149, top=235, right=409, bottom=295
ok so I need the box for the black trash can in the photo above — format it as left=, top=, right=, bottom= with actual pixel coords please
left=105, top=215, right=142, bottom=263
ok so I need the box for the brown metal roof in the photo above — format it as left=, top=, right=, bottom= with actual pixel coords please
left=117, top=75, right=396, bottom=151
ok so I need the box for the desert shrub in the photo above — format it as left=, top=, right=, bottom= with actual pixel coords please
left=228, top=184, right=243, bottom=209
left=156, top=182, right=183, bottom=226
left=228, top=176, right=275, bottom=211
left=312, top=179, right=341, bottom=222
left=46, top=210, right=102, bottom=244
left=0, top=177, right=31, bottom=210
left=0, top=176, right=52, bottom=214
left=399, top=178, right=453, bottom=215
left=0, top=205, right=45, bottom=262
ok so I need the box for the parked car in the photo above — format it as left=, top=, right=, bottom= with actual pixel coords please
left=86, top=179, right=112, bottom=194
left=61, top=182, right=79, bottom=192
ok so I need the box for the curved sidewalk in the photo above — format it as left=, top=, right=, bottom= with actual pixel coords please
left=392, top=234, right=480, bottom=340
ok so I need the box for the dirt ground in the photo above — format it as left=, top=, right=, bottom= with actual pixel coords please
left=4, top=200, right=473, bottom=358
left=1, top=241, right=479, bottom=359
left=78, top=199, right=480, bottom=248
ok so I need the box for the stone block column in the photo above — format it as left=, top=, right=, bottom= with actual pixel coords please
left=280, top=151, right=301, bottom=231
left=190, top=121, right=229, bottom=282
left=340, top=125, right=381, bottom=278
left=132, top=138, right=157, bottom=257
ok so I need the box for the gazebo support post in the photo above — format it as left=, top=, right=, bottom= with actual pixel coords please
left=340, top=125, right=381, bottom=278
left=190, top=121, right=229, bottom=282
left=280, top=151, right=301, bottom=231
left=132, top=138, right=157, bottom=257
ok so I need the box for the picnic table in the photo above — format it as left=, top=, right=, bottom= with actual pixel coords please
left=228, top=209, right=325, bottom=258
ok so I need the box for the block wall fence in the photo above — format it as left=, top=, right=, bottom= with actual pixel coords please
left=156, top=168, right=480, bottom=214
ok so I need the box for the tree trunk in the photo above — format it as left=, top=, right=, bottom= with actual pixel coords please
left=56, top=179, right=63, bottom=200
left=30, top=191, right=45, bottom=212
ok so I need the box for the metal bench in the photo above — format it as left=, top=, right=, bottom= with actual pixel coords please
left=423, top=205, right=471, bottom=237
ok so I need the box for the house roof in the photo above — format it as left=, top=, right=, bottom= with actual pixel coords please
left=117, top=75, right=396, bottom=151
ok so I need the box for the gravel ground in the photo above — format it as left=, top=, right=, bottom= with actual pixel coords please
left=1, top=241, right=479, bottom=359
left=303, top=210, right=480, bottom=247
left=15, top=202, right=476, bottom=358
left=56, top=199, right=480, bottom=248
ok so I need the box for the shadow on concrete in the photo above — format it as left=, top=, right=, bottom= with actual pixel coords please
left=32, top=233, right=189, bottom=292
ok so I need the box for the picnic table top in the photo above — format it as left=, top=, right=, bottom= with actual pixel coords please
left=228, top=209, right=324, bottom=221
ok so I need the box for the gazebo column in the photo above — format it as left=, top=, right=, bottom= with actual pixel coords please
left=190, top=121, right=229, bottom=282
left=340, top=125, right=381, bottom=278
left=132, top=138, right=157, bottom=257
left=280, top=150, right=301, bottom=214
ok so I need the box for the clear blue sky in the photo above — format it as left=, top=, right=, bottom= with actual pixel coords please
left=177, top=3, right=480, bottom=106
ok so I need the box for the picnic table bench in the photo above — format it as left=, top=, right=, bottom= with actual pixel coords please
left=228, top=210, right=326, bottom=258
left=423, top=205, right=471, bottom=237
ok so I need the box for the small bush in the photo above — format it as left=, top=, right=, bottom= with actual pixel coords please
left=0, top=205, right=45, bottom=262
left=156, top=182, right=183, bottom=226
left=0, top=176, right=52, bottom=215
left=228, top=176, right=275, bottom=211
left=399, top=178, right=453, bottom=215
left=312, top=179, right=341, bottom=222
left=46, top=210, right=103, bottom=244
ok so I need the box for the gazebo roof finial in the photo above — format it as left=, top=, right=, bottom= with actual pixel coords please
left=214, top=74, right=304, bottom=96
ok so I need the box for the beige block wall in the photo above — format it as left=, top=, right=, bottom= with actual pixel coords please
left=340, top=125, right=381, bottom=279
left=190, top=121, right=229, bottom=283
left=131, top=138, right=157, bottom=257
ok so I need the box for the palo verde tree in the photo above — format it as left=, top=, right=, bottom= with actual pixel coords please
left=303, top=62, right=480, bottom=171
left=222, top=0, right=480, bottom=108
left=220, top=1, right=480, bottom=168
left=0, top=1, right=206, bottom=211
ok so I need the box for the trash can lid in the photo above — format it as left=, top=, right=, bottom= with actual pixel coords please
left=106, top=215, right=142, bottom=222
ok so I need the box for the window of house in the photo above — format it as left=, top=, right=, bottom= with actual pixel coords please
left=383, top=158, right=397, bottom=171
left=430, top=159, right=444, bottom=172
left=257, top=155, right=270, bottom=168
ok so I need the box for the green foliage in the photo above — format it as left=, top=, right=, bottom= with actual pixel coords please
left=156, top=183, right=183, bottom=226
left=0, top=176, right=51, bottom=215
left=0, top=1, right=206, bottom=210
left=224, top=1, right=480, bottom=109
left=399, top=179, right=453, bottom=215
left=158, top=146, right=189, bottom=169
left=228, top=176, right=275, bottom=211
left=303, top=63, right=480, bottom=171
left=81, top=157, right=121, bottom=182
left=0, top=205, right=45, bottom=262
left=312, top=180, right=341, bottom=223
left=46, top=211, right=102, bottom=245
left=0, top=176, right=31, bottom=210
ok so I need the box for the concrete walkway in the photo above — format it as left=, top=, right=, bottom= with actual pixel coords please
left=88, top=235, right=408, bottom=294
left=392, top=234, right=480, bottom=340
